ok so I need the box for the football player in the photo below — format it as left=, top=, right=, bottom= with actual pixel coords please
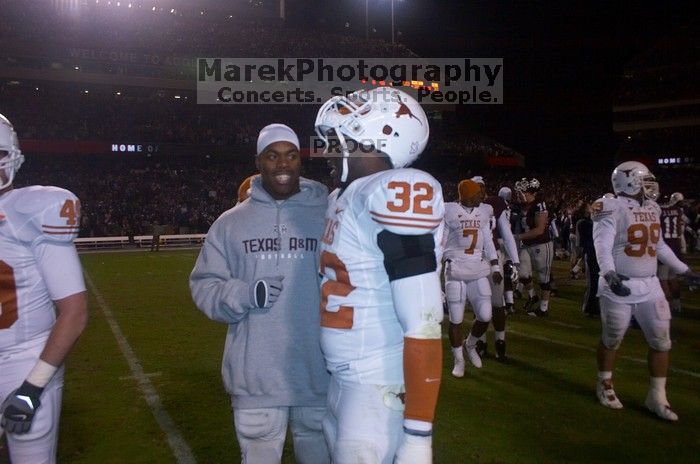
left=593, top=161, right=700, bottom=421
left=514, top=178, right=554, bottom=317
left=498, top=186, right=521, bottom=313
left=472, top=177, right=519, bottom=361
left=315, top=87, right=444, bottom=464
left=0, top=114, right=89, bottom=463
left=443, top=179, right=500, bottom=375
left=658, top=192, right=686, bottom=314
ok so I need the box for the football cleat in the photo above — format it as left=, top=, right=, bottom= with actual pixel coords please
left=451, top=357, right=466, bottom=378
left=597, top=379, right=623, bottom=409
left=465, top=341, right=483, bottom=368
left=527, top=308, right=549, bottom=318
left=645, top=392, right=678, bottom=422
left=495, top=340, right=507, bottom=362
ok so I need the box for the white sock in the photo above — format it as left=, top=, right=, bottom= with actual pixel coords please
left=528, top=288, right=535, bottom=298
left=452, top=346, right=464, bottom=362
left=649, top=377, right=668, bottom=403
left=505, top=291, right=514, bottom=304
left=465, top=334, right=479, bottom=348
left=516, top=282, right=524, bottom=293
left=478, top=333, right=487, bottom=343
left=495, top=331, right=505, bottom=341
left=540, top=300, right=549, bottom=312
left=597, top=371, right=612, bottom=382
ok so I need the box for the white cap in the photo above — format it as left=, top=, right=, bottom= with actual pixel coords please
left=471, top=175, right=485, bottom=185
left=256, top=124, right=300, bottom=156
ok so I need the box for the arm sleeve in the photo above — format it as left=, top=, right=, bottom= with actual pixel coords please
left=189, top=219, right=252, bottom=324
left=592, top=199, right=617, bottom=275
left=369, top=170, right=444, bottom=428
left=498, top=210, right=519, bottom=263
left=656, top=236, right=689, bottom=274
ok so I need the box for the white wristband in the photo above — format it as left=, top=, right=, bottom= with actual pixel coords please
left=26, top=359, right=58, bottom=388
left=491, top=265, right=502, bottom=274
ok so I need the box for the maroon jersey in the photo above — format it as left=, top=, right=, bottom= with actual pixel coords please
left=483, top=195, right=508, bottom=249
left=521, top=200, right=551, bottom=246
left=660, top=204, right=683, bottom=255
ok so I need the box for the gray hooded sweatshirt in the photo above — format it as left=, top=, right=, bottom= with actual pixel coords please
left=190, top=176, right=330, bottom=409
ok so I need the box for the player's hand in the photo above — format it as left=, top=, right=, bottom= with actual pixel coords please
left=0, top=381, right=44, bottom=434
left=603, top=271, right=631, bottom=297
left=492, top=271, right=503, bottom=285
left=249, top=276, right=284, bottom=309
left=682, top=270, right=700, bottom=289
left=395, top=430, right=432, bottom=464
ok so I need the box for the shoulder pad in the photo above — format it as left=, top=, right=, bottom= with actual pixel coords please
left=367, top=169, right=445, bottom=236
left=15, top=186, right=81, bottom=243
left=591, top=197, right=617, bottom=222
left=480, top=203, right=494, bottom=217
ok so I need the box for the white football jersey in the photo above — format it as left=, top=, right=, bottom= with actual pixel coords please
left=442, top=202, right=496, bottom=280
left=319, top=168, right=444, bottom=385
left=0, top=186, right=86, bottom=351
left=592, top=195, right=687, bottom=303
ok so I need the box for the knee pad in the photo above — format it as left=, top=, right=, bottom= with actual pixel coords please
left=472, top=279, right=493, bottom=322
left=640, top=300, right=672, bottom=352
left=445, top=280, right=466, bottom=323
left=333, top=440, right=380, bottom=464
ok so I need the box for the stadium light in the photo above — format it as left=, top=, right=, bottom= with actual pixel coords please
left=152, top=6, right=155, bottom=11
left=128, top=3, right=132, bottom=8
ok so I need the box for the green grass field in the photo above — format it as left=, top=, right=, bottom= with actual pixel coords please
left=2, top=250, right=699, bottom=463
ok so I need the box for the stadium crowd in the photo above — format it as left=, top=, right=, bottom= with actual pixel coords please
left=14, top=153, right=700, bottom=249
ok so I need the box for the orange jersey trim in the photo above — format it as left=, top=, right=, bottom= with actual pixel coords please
left=369, top=211, right=441, bottom=224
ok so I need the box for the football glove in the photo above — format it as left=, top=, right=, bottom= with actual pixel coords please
left=682, top=270, right=700, bottom=289
left=248, top=276, right=284, bottom=309
left=0, top=381, right=44, bottom=434
left=603, top=271, right=631, bottom=297
left=395, top=429, right=432, bottom=464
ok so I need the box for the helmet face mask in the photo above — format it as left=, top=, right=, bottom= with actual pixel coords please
left=0, top=115, right=24, bottom=190
left=315, top=87, right=429, bottom=183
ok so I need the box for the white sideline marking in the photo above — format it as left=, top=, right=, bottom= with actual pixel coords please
left=509, top=329, right=700, bottom=379
left=84, top=272, right=197, bottom=464
left=119, top=372, right=162, bottom=381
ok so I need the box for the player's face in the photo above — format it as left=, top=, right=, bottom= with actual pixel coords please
left=256, top=141, right=301, bottom=200
left=523, top=191, right=535, bottom=204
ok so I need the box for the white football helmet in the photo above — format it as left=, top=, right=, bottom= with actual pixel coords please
left=315, top=87, right=429, bottom=182
left=611, top=161, right=659, bottom=201
left=0, top=114, right=23, bottom=190
left=668, top=192, right=684, bottom=206
left=498, top=186, right=512, bottom=202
